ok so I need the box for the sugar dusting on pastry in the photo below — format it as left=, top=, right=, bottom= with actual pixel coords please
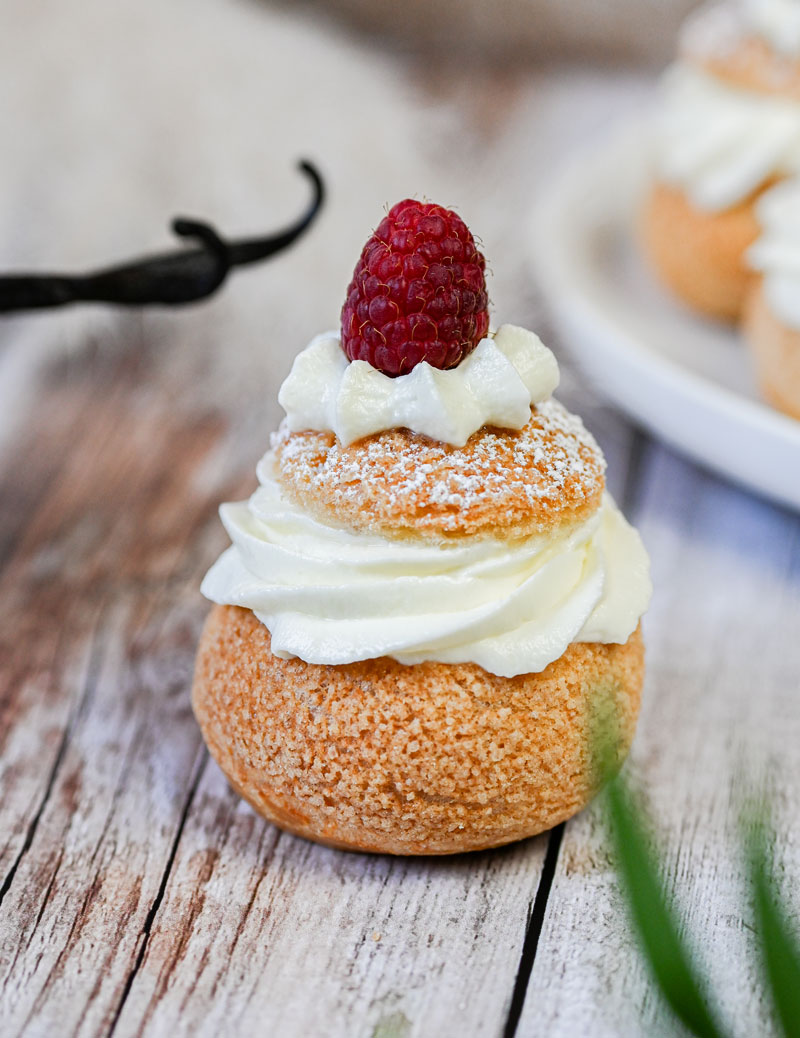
left=272, top=397, right=605, bottom=540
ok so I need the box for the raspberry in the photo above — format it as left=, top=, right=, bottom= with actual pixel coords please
left=341, top=199, right=490, bottom=377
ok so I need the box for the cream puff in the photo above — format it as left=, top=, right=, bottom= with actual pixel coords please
left=641, top=0, right=800, bottom=321
left=193, top=199, right=652, bottom=855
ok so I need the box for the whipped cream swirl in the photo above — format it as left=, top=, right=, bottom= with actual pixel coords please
left=654, top=63, right=800, bottom=211
left=278, top=324, right=559, bottom=447
left=748, top=178, right=800, bottom=329
left=201, top=455, right=652, bottom=679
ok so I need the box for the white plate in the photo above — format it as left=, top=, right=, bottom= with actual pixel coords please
left=530, top=126, right=800, bottom=512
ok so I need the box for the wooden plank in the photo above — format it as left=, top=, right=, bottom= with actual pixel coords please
left=0, top=335, right=244, bottom=1037
left=111, top=765, right=547, bottom=1038
left=518, top=445, right=800, bottom=1038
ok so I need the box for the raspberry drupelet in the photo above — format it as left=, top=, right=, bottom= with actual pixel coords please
left=341, top=199, right=490, bottom=377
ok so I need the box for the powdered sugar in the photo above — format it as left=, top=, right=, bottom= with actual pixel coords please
left=273, top=398, right=606, bottom=539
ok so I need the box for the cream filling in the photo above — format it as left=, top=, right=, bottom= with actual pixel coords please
left=748, top=177, right=800, bottom=329
left=200, top=455, right=652, bottom=679
left=278, top=324, right=560, bottom=447
left=654, top=63, right=800, bottom=211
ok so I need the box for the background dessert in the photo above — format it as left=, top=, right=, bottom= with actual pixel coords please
left=193, top=200, right=651, bottom=855
left=744, top=178, right=800, bottom=418
left=641, top=0, right=800, bottom=321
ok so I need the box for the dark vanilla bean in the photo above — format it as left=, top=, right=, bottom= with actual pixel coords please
left=0, top=160, right=324, bottom=314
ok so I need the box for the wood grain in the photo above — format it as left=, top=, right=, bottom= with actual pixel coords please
left=518, top=445, right=800, bottom=1038
left=113, top=770, right=546, bottom=1038
left=0, top=337, right=235, bottom=1036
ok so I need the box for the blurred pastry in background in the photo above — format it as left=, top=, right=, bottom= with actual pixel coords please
left=640, top=0, right=800, bottom=321
left=744, top=178, right=800, bottom=419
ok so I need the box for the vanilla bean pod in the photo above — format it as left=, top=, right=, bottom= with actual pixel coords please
left=0, top=160, right=324, bottom=314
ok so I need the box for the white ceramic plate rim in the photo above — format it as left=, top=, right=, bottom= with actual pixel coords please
left=530, top=124, right=800, bottom=512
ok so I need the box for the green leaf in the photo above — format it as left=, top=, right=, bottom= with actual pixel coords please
left=605, top=777, right=726, bottom=1038
left=746, top=816, right=800, bottom=1038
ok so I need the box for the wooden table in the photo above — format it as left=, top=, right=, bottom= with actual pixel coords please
left=2, top=3, right=799, bottom=1035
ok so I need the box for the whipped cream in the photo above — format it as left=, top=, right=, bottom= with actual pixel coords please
left=201, top=454, right=652, bottom=679
left=654, top=63, right=800, bottom=211
left=682, top=0, right=800, bottom=61
left=278, top=324, right=559, bottom=447
left=743, top=0, right=800, bottom=56
left=748, top=178, right=800, bottom=329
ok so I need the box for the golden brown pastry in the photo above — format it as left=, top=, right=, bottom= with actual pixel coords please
left=194, top=607, right=643, bottom=855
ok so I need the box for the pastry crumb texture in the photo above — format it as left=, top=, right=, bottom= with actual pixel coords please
left=193, top=605, right=644, bottom=855
left=273, top=399, right=605, bottom=541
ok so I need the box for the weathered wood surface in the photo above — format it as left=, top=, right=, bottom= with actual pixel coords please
left=0, top=341, right=226, bottom=1035
left=520, top=450, right=800, bottom=1038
